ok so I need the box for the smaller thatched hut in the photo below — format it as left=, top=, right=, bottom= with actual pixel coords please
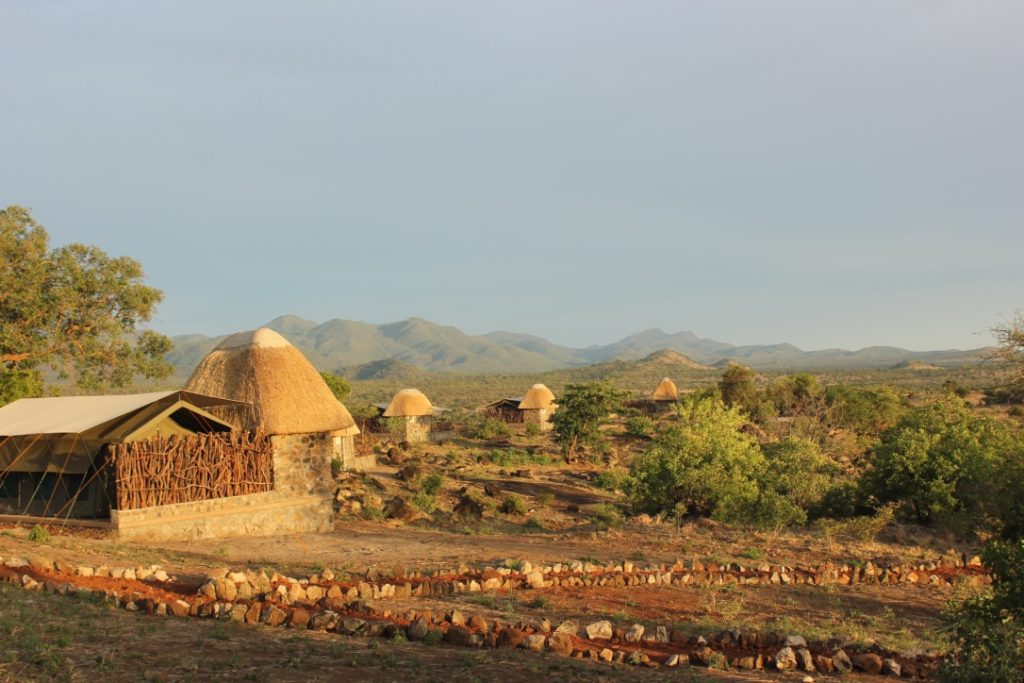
left=518, top=384, right=556, bottom=431
left=651, top=377, right=679, bottom=403
left=381, top=389, right=435, bottom=444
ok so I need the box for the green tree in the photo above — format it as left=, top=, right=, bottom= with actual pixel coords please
left=549, top=381, right=625, bottom=459
left=762, top=436, right=838, bottom=511
left=624, top=396, right=764, bottom=518
left=0, top=206, right=170, bottom=402
left=863, top=398, right=1023, bottom=532
left=718, top=363, right=761, bottom=415
left=319, top=371, right=352, bottom=401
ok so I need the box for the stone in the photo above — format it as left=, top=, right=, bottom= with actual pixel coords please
left=444, top=625, right=474, bottom=646
left=169, top=600, right=191, bottom=617
left=785, top=635, right=808, bottom=648
left=521, top=634, right=546, bottom=652
left=802, top=677, right=814, bottom=683
left=385, top=497, right=419, bottom=522
left=832, top=649, right=853, bottom=673
left=627, top=651, right=648, bottom=665
left=525, top=571, right=545, bottom=588
left=497, top=627, right=527, bottom=648
left=198, top=581, right=217, bottom=599
left=453, top=495, right=484, bottom=519
left=598, top=648, right=614, bottom=662
left=261, top=605, right=288, bottom=626
left=309, top=611, right=339, bottom=631
left=654, top=626, right=668, bottom=643
left=775, top=646, right=798, bottom=671
left=229, top=604, right=248, bottom=622
left=337, top=618, right=366, bottom=635
left=468, top=615, right=488, bottom=632
left=796, top=648, right=815, bottom=671
left=882, top=658, right=902, bottom=676
left=547, top=632, right=574, bottom=656
left=665, top=653, right=680, bottom=667
left=555, top=619, right=579, bottom=635
left=407, top=617, right=429, bottom=641
left=586, top=620, right=613, bottom=640
left=852, top=652, right=883, bottom=674
left=624, top=623, right=644, bottom=643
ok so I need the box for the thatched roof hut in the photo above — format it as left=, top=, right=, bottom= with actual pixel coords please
left=382, top=389, right=433, bottom=418
left=518, top=384, right=555, bottom=411
left=184, top=328, right=358, bottom=437
left=651, top=377, right=679, bottom=402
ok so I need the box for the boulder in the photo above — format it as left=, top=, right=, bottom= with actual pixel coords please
left=852, top=652, right=883, bottom=674
left=832, top=649, right=853, bottom=673
left=521, top=634, right=546, bottom=652
left=547, top=632, right=574, bottom=656
left=775, top=646, right=798, bottom=671
left=624, top=624, right=644, bottom=643
left=585, top=620, right=613, bottom=640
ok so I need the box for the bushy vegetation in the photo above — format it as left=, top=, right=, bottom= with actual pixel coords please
left=319, top=372, right=352, bottom=401
left=499, top=494, right=528, bottom=515
left=549, top=381, right=627, bottom=459
left=941, top=539, right=1024, bottom=682
left=862, top=398, right=1024, bottom=536
left=624, top=416, right=654, bottom=437
left=465, top=416, right=512, bottom=440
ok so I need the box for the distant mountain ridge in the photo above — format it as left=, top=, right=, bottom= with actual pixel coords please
left=165, top=314, right=986, bottom=377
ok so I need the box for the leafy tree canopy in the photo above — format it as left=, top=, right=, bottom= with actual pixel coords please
left=0, top=206, right=171, bottom=402
left=319, top=371, right=352, bottom=402
left=549, top=381, right=626, bottom=459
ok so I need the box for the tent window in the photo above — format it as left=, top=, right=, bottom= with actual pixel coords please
left=0, top=475, right=20, bottom=499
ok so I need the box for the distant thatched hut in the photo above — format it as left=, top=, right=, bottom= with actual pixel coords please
left=381, top=388, right=435, bottom=444
left=184, top=328, right=366, bottom=535
left=518, top=384, right=556, bottom=432
left=481, top=396, right=524, bottom=423
left=651, top=377, right=679, bottom=403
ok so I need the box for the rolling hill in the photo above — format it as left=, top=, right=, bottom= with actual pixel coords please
left=164, top=315, right=987, bottom=378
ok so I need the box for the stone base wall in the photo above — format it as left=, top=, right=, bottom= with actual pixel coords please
left=400, top=416, right=431, bottom=444
left=111, top=491, right=333, bottom=542
left=522, top=409, right=553, bottom=432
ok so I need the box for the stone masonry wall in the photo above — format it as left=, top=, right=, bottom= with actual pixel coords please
left=271, top=433, right=333, bottom=497
left=111, top=491, right=333, bottom=542
left=522, top=408, right=553, bottom=432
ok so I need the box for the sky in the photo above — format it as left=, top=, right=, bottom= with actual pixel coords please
left=2, top=1, right=1022, bottom=352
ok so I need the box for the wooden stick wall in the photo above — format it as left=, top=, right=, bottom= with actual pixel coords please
left=112, top=432, right=273, bottom=510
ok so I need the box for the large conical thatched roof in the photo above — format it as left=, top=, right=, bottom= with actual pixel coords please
left=518, top=384, right=555, bottom=410
left=382, top=388, right=433, bottom=417
left=184, top=328, right=358, bottom=436
left=651, top=377, right=679, bottom=402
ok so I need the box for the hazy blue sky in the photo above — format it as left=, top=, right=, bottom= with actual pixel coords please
left=2, top=1, right=1021, bottom=351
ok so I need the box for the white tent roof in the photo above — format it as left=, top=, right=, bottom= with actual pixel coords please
left=0, top=390, right=245, bottom=436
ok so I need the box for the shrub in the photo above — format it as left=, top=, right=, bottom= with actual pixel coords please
left=761, top=436, right=838, bottom=510
left=500, top=495, right=528, bottom=515
left=534, top=492, right=554, bottom=507
left=486, top=448, right=551, bottom=467
left=862, top=397, right=1024, bottom=533
left=940, top=539, right=1024, bottom=681
left=623, top=397, right=764, bottom=517
left=465, top=416, right=512, bottom=440
left=420, top=472, right=444, bottom=497
left=524, top=516, right=545, bottom=530
left=27, top=525, right=50, bottom=543
left=589, top=503, right=622, bottom=528
left=411, top=491, right=436, bottom=513
left=625, top=416, right=654, bottom=437
left=592, top=469, right=626, bottom=491
left=330, top=457, right=344, bottom=478
left=524, top=422, right=541, bottom=437
left=817, top=505, right=895, bottom=544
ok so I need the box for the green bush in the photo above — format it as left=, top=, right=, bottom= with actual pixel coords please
left=420, top=472, right=444, bottom=497
left=411, top=491, right=436, bottom=513
left=761, top=436, right=838, bottom=510
left=623, top=397, right=764, bottom=518
left=589, top=503, right=623, bottom=528
left=940, top=539, right=1024, bottom=682
left=465, top=416, right=512, bottom=440
left=486, top=448, right=551, bottom=467
left=499, top=495, right=528, bottom=515
left=862, top=397, right=1024, bottom=534
left=592, top=469, right=626, bottom=492
left=625, top=416, right=654, bottom=437
left=524, top=422, right=541, bottom=437
left=27, top=525, right=50, bottom=543
left=330, top=457, right=343, bottom=478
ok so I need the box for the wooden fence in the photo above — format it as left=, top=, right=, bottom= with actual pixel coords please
left=111, top=432, right=273, bottom=510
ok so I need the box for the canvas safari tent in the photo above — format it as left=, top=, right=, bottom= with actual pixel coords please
left=0, top=390, right=239, bottom=519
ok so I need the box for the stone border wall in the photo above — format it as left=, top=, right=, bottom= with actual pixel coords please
left=111, top=491, right=332, bottom=542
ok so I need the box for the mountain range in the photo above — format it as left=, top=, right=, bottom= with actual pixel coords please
left=165, top=315, right=986, bottom=377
